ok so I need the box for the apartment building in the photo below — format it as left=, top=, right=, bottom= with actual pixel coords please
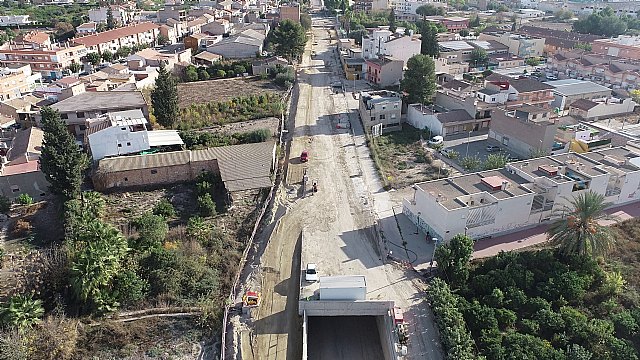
left=592, top=36, right=640, bottom=61
left=359, top=90, right=402, bottom=133
left=431, top=17, right=469, bottom=32
left=0, top=15, right=31, bottom=26
left=515, top=26, right=602, bottom=55
left=279, top=2, right=300, bottom=22
left=353, top=0, right=390, bottom=13
left=407, top=105, right=485, bottom=137
left=485, top=73, right=555, bottom=108
left=403, top=146, right=640, bottom=242
left=479, top=29, right=545, bottom=58
left=393, top=0, right=446, bottom=15
left=0, top=64, right=40, bottom=101
left=362, top=30, right=421, bottom=65
left=489, top=105, right=558, bottom=157
left=547, top=79, right=612, bottom=110
left=0, top=43, right=87, bottom=79
left=72, top=22, right=159, bottom=55
left=88, top=5, right=138, bottom=25
left=438, top=41, right=475, bottom=64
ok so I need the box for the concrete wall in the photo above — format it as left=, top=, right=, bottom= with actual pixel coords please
left=302, top=311, right=308, bottom=360
left=578, top=99, right=636, bottom=120
left=377, top=314, right=398, bottom=360
left=0, top=170, right=49, bottom=201
left=489, top=111, right=557, bottom=157
left=299, top=300, right=394, bottom=316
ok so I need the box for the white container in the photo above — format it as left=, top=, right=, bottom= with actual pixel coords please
left=319, top=275, right=366, bottom=300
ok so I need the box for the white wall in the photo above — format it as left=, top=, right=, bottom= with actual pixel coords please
left=407, top=105, right=442, bottom=134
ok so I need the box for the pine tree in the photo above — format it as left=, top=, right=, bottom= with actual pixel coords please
left=106, top=7, right=116, bottom=30
left=401, top=54, right=436, bottom=105
left=39, top=107, right=88, bottom=200
left=151, top=63, right=179, bottom=128
left=268, top=20, right=307, bottom=61
left=389, top=9, right=397, bottom=33
left=420, top=22, right=439, bottom=57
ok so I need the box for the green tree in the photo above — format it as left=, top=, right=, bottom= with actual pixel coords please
left=101, top=50, right=113, bottom=63
left=198, top=193, right=217, bottom=217
left=153, top=198, right=176, bottom=218
left=86, top=52, right=101, bottom=66
left=416, top=4, right=444, bottom=20
left=300, top=13, right=312, bottom=30
left=470, top=15, right=481, bottom=28
left=81, top=191, right=106, bottom=218
left=106, top=7, right=116, bottom=30
left=483, top=153, right=508, bottom=170
left=216, top=69, right=226, bottom=78
left=39, top=107, right=88, bottom=200
left=630, top=89, right=640, bottom=104
left=132, top=212, right=168, bottom=249
left=573, top=7, right=628, bottom=37
left=115, top=46, right=131, bottom=59
left=157, top=34, right=170, bottom=45
left=526, top=57, right=541, bottom=67
left=459, top=29, right=470, bottom=37
left=187, top=216, right=212, bottom=244
left=434, top=234, right=474, bottom=287
left=388, top=9, right=397, bottom=33
left=0, top=195, right=10, bottom=213
left=574, top=43, right=592, bottom=52
left=67, top=61, right=81, bottom=73
left=547, top=191, right=618, bottom=257
left=268, top=19, right=307, bottom=61
left=401, top=54, right=436, bottom=104
left=470, top=48, right=488, bottom=67
left=151, top=63, right=179, bottom=128
left=419, top=22, right=439, bottom=57
left=0, top=295, right=44, bottom=331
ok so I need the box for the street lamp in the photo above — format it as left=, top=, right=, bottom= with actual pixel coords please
left=415, top=211, right=421, bottom=234
left=430, top=237, right=438, bottom=268
left=465, top=130, right=472, bottom=158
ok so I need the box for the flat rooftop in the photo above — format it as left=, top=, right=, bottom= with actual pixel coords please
left=52, top=91, right=146, bottom=113
left=551, top=153, right=610, bottom=177
left=416, top=168, right=533, bottom=210
left=580, top=147, right=640, bottom=173
left=547, top=79, right=611, bottom=96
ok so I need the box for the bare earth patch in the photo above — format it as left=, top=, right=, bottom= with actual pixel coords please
left=177, top=77, right=285, bottom=108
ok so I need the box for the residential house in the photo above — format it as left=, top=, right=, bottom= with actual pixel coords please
left=0, top=127, right=49, bottom=201
left=361, top=30, right=421, bottom=65
left=88, top=5, right=137, bottom=25
left=489, top=105, right=558, bottom=157
left=487, top=54, right=525, bottom=69
left=517, top=9, right=545, bottom=18
left=341, top=57, right=366, bottom=80
left=76, top=22, right=98, bottom=35
left=157, top=7, right=188, bottom=22
left=186, top=16, right=211, bottom=35
left=47, top=91, right=149, bottom=136
left=72, top=22, right=160, bottom=55
left=365, top=56, right=403, bottom=88
left=438, top=41, right=475, bottom=64
left=402, top=147, right=640, bottom=242
left=206, top=29, right=265, bottom=58
left=479, top=29, right=544, bottom=58
left=85, top=109, right=183, bottom=161
left=547, top=79, right=612, bottom=110
left=485, top=73, right=555, bottom=108
left=546, top=50, right=640, bottom=90
left=127, top=47, right=190, bottom=70
left=514, top=26, right=602, bottom=55
left=353, top=0, right=390, bottom=13
left=201, top=19, right=232, bottom=35
left=92, top=141, right=276, bottom=200
left=435, top=79, right=497, bottom=120
left=407, top=105, right=487, bottom=137
left=33, top=76, right=86, bottom=101
left=159, top=25, right=178, bottom=44
left=568, top=97, right=637, bottom=121
left=251, top=56, right=290, bottom=75
left=193, top=51, right=222, bottom=66
left=0, top=64, right=41, bottom=101
left=279, top=2, right=300, bottom=22
left=0, top=15, right=31, bottom=26
left=15, top=32, right=52, bottom=50
left=359, top=90, right=402, bottom=133
left=0, top=95, right=46, bottom=128
left=592, top=36, right=640, bottom=61
left=393, top=0, right=447, bottom=16
left=184, top=33, right=222, bottom=51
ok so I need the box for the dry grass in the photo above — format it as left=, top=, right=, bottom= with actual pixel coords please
left=177, top=77, right=285, bottom=109
left=610, top=218, right=640, bottom=289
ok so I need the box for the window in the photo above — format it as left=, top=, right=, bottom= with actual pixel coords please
left=379, top=114, right=386, bottom=120
left=391, top=113, right=396, bottom=119
left=121, top=127, right=126, bottom=130
left=11, top=185, right=20, bottom=193
left=76, top=112, right=85, bottom=118
left=117, top=143, right=122, bottom=147
left=371, top=117, right=375, bottom=121
left=150, top=169, right=158, bottom=174
left=126, top=142, right=131, bottom=146
left=61, top=114, right=68, bottom=119
left=124, top=177, right=128, bottom=181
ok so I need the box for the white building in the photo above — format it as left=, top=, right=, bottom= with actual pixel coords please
left=88, top=6, right=137, bottom=25
left=361, top=30, right=421, bottom=65
left=403, top=148, right=640, bottom=242
left=85, top=110, right=183, bottom=161
left=393, top=0, right=446, bottom=15
left=517, top=9, right=546, bottom=18
left=0, top=15, right=31, bottom=26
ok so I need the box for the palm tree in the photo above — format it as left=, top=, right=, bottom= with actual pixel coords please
left=547, top=191, right=618, bottom=257
left=0, top=295, right=44, bottom=330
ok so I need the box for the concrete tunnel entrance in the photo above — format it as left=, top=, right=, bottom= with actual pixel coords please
left=307, top=316, right=385, bottom=360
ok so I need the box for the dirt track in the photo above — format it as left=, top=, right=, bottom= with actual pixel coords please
left=236, top=14, right=444, bottom=360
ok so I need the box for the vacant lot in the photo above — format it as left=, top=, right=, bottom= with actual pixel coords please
left=177, top=77, right=286, bottom=109
left=369, top=125, right=449, bottom=189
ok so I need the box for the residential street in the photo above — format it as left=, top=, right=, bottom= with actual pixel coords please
left=241, top=13, right=443, bottom=360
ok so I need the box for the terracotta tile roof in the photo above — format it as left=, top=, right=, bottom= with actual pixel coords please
left=8, top=127, right=43, bottom=162
left=73, top=22, right=159, bottom=47
left=19, top=31, right=50, bottom=45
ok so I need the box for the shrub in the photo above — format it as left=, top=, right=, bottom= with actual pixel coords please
left=0, top=195, right=10, bottom=213
left=16, top=193, right=33, bottom=206
left=153, top=198, right=176, bottom=218
left=460, top=155, right=481, bottom=171
left=611, top=310, right=639, bottom=338
left=198, top=194, right=217, bottom=217
left=13, top=219, right=32, bottom=237
left=132, top=212, right=168, bottom=250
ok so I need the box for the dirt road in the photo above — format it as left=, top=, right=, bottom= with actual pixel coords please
left=244, top=15, right=443, bottom=360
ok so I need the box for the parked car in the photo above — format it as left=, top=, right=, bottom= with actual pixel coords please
left=428, top=136, right=444, bottom=146
left=546, top=74, right=558, bottom=81
left=486, top=145, right=501, bottom=152
left=305, top=263, right=318, bottom=282
left=300, top=150, right=309, bottom=162
left=440, top=148, right=455, bottom=158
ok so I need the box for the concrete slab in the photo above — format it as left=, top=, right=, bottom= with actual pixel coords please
left=307, top=316, right=385, bottom=360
